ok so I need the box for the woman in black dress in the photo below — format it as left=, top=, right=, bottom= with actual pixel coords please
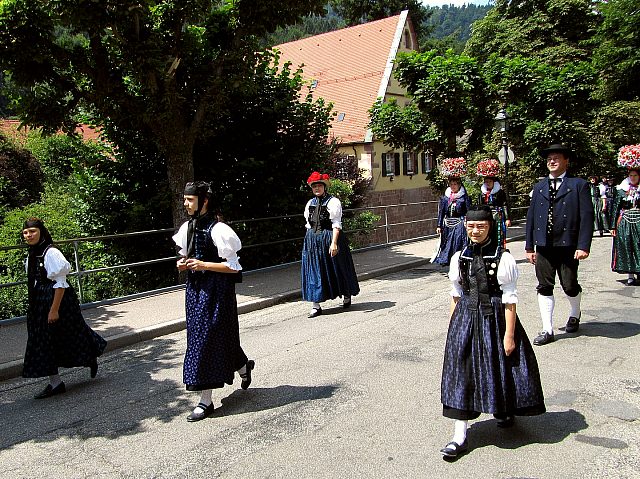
left=440, top=206, right=545, bottom=459
left=22, top=218, right=107, bottom=399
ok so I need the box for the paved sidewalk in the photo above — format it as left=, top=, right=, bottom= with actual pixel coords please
left=0, top=226, right=526, bottom=382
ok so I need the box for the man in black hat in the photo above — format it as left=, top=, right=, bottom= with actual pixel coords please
left=525, top=144, right=594, bottom=345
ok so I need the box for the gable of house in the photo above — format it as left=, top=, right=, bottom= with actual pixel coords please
left=274, top=11, right=417, bottom=146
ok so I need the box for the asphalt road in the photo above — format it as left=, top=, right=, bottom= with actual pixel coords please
left=1, top=235, right=639, bottom=478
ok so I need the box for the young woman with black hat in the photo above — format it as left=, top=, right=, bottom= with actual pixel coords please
left=440, top=206, right=545, bottom=460
left=173, top=181, right=254, bottom=421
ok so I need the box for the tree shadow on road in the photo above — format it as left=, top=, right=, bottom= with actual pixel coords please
left=0, top=337, right=190, bottom=451
left=216, top=384, right=338, bottom=417
left=464, top=409, right=588, bottom=454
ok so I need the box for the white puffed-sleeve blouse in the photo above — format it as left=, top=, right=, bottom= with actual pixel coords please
left=448, top=250, right=518, bottom=304
left=172, top=221, right=242, bottom=271
left=303, top=196, right=343, bottom=230
left=25, top=247, right=72, bottom=289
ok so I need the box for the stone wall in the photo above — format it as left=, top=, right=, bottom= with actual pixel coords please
left=352, top=186, right=440, bottom=246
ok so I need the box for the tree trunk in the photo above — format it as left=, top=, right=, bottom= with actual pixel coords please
left=165, top=149, right=195, bottom=229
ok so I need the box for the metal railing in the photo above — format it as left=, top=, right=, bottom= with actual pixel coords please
left=0, top=200, right=441, bottom=322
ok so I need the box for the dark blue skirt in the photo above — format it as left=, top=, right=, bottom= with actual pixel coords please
left=441, top=295, right=545, bottom=419
left=183, top=271, right=248, bottom=390
left=433, top=219, right=467, bottom=266
left=301, top=229, right=360, bottom=303
left=23, top=284, right=106, bottom=378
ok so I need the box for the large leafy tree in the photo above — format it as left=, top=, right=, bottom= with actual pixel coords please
left=0, top=0, right=325, bottom=226
left=465, top=0, right=599, bottom=66
left=591, top=0, right=640, bottom=102
left=370, top=49, right=491, bottom=157
left=329, top=0, right=431, bottom=42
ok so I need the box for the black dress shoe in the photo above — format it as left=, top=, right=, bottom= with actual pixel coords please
left=533, top=331, right=555, bottom=346
left=495, top=415, right=515, bottom=428
left=308, top=307, right=322, bottom=318
left=240, top=360, right=255, bottom=390
left=187, top=403, right=215, bottom=422
left=342, top=297, right=352, bottom=309
left=90, top=358, right=98, bottom=378
left=34, top=382, right=66, bottom=399
left=440, top=439, right=468, bottom=458
left=565, top=315, right=580, bottom=333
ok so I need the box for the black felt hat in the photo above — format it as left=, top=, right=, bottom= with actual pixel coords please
left=540, top=144, right=573, bottom=159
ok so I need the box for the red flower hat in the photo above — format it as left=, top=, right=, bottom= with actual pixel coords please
left=440, top=157, right=466, bottom=178
left=476, top=159, right=501, bottom=178
left=307, top=171, right=330, bottom=188
left=618, top=144, right=640, bottom=169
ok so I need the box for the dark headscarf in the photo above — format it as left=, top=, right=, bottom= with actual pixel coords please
left=184, top=181, right=212, bottom=258
left=23, top=218, right=54, bottom=295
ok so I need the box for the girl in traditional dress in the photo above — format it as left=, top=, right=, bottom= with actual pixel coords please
left=433, top=157, right=471, bottom=266
left=173, top=181, right=253, bottom=422
left=22, top=218, right=107, bottom=399
left=476, top=159, right=511, bottom=248
left=301, top=171, right=360, bottom=318
left=440, top=206, right=545, bottom=459
left=611, top=145, right=640, bottom=286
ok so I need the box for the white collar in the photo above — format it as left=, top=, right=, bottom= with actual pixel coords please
left=481, top=181, right=501, bottom=195
left=444, top=185, right=466, bottom=200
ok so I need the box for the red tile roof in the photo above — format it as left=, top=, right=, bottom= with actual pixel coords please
left=274, top=12, right=409, bottom=145
left=0, top=119, right=103, bottom=145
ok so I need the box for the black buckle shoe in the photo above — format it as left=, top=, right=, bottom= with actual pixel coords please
left=308, top=307, right=322, bottom=318
left=187, top=403, right=215, bottom=422
left=565, top=315, right=580, bottom=333
left=495, top=414, right=515, bottom=428
left=533, top=331, right=555, bottom=346
left=240, top=360, right=255, bottom=390
left=440, top=439, right=468, bottom=459
left=90, top=358, right=98, bottom=378
left=34, top=382, right=66, bottom=399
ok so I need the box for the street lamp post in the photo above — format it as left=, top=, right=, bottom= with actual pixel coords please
left=494, top=107, right=511, bottom=215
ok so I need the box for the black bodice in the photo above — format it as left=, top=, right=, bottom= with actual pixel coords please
left=308, top=195, right=334, bottom=232
left=459, top=243, right=503, bottom=316
left=193, top=215, right=223, bottom=263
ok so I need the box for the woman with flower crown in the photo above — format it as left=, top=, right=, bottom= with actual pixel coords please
left=432, top=158, right=472, bottom=266
left=301, top=172, right=360, bottom=318
left=476, top=159, right=511, bottom=248
left=611, top=145, right=640, bottom=286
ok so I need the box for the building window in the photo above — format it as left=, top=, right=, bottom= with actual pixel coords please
left=382, top=152, right=400, bottom=177
left=421, top=151, right=434, bottom=173
left=404, top=30, right=411, bottom=49
left=337, top=112, right=345, bottom=121
left=403, top=151, right=415, bottom=175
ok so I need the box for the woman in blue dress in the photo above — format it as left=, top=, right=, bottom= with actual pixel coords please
left=301, top=171, right=360, bottom=318
left=173, top=181, right=253, bottom=422
left=440, top=206, right=545, bottom=459
left=433, top=158, right=471, bottom=266
left=22, top=218, right=107, bottom=399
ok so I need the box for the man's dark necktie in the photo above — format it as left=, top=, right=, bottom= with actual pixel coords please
left=546, top=178, right=558, bottom=237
